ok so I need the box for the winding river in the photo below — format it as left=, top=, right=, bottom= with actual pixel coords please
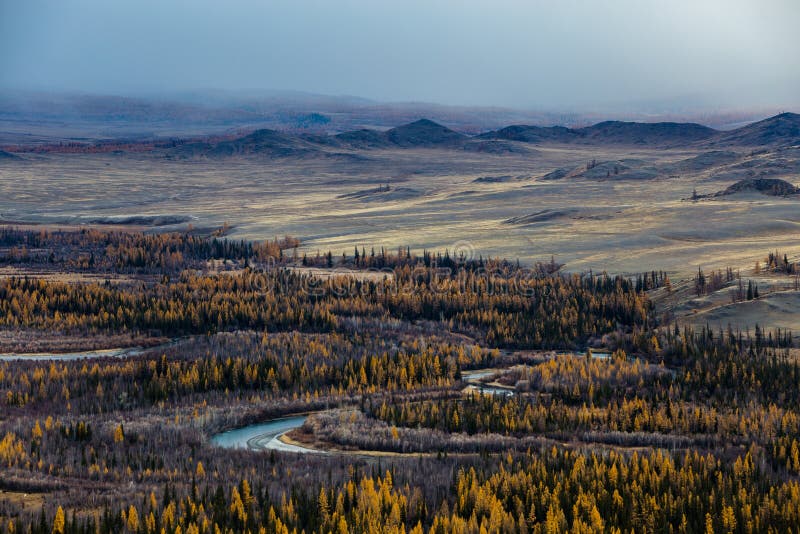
left=211, top=369, right=520, bottom=454
left=211, top=352, right=618, bottom=454
left=0, top=341, right=180, bottom=362
left=211, top=416, right=320, bottom=454
left=462, top=369, right=516, bottom=396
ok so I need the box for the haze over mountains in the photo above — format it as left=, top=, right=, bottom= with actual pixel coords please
left=0, top=89, right=794, bottom=146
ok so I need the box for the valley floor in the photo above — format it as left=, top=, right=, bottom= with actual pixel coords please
left=2, top=143, right=800, bottom=279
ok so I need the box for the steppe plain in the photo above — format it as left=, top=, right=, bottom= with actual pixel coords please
left=2, top=115, right=800, bottom=335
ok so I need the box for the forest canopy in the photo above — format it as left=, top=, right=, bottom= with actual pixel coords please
left=0, top=228, right=797, bottom=534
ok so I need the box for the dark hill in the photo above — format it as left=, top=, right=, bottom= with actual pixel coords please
left=577, top=121, right=716, bottom=145
left=330, top=119, right=466, bottom=149
left=384, top=119, right=466, bottom=147
left=716, top=177, right=800, bottom=197
left=479, top=120, right=716, bottom=146
left=0, top=150, right=21, bottom=160
left=710, top=113, right=800, bottom=147
left=477, top=125, right=580, bottom=143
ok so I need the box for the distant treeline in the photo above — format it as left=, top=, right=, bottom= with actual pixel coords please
left=0, top=227, right=299, bottom=272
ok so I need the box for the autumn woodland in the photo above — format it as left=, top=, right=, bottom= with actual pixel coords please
left=0, top=227, right=795, bottom=534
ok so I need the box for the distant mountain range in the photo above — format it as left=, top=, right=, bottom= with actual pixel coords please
left=159, top=112, right=800, bottom=159
left=2, top=112, right=799, bottom=159
left=0, top=89, right=586, bottom=144
left=478, top=113, right=800, bottom=148
left=1, top=89, right=795, bottom=146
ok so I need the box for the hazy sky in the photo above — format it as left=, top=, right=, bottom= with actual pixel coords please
left=2, top=0, right=798, bottom=109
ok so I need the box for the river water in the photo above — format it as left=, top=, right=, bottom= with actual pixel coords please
left=0, top=341, right=181, bottom=362
left=0, top=346, right=151, bottom=362
left=212, top=351, right=618, bottom=454
left=210, top=415, right=319, bottom=454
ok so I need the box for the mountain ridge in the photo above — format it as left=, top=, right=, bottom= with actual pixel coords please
left=476, top=113, right=800, bottom=148
left=707, top=112, right=800, bottom=147
left=4, top=112, right=799, bottom=159
left=212, top=112, right=800, bottom=156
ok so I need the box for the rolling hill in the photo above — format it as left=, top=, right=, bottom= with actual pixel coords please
left=476, top=125, right=580, bottom=144
left=708, top=112, right=800, bottom=147
left=384, top=119, right=466, bottom=147
left=578, top=120, right=716, bottom=145
left=715, top=177, right=800, bottom=197
left=479, top=120, right=716, bottom=146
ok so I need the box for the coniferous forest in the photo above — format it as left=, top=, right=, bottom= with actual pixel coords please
left=1, top=228, right=799, bottom=534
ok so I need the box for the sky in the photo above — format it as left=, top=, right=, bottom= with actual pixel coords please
left=1, top=0, right=799, bottom=110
